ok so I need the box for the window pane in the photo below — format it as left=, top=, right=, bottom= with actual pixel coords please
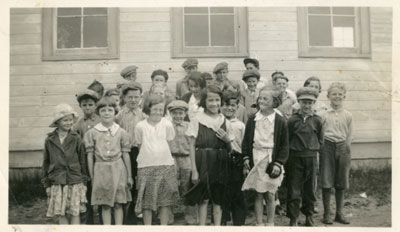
left=308, top=7, right=330, bottom=14
left=58, top=8, right=81, bottom=16
left=57, top=17, right=81, bottom=48
left=184, top=15, right=209, bottom=46
left=210, top=7, right=234, bottom=14
left=84, top=8, right=107, bottom=15
left=333, top=16, right=355, bottom=27
left=83, top=16, right=108, bottom=48
left=184, top=7, right=208, bottom=14
left=332, top=7, right=354, bottom=15
left=210, top=15, right=234, bottom=46
left=308, top=15, right=332, bottom=46
left=333, top=16, right=355, bottom=47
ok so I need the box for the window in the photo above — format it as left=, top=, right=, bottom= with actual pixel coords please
left=171, top=7, right=248, bottom=58
left=42, top=8, right=119, bottom=61
left=297, top=7, right=371, bottom=58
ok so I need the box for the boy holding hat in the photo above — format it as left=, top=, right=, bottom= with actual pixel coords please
left=241, top=69, right=261, bottom=118
left=167, top=100, right=198, bottom=225
left=286, top=87, right=324, bottom=226
left=176, top=58, right=198, bottom=99
left=115, top=82, right=146, bottom=225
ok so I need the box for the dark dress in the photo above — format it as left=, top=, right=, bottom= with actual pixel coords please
left=184, top=120, right=231, bottom=210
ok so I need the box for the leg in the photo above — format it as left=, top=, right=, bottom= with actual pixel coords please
left=322, top=188, right=333, bottom=224
left=212, top=203, right=222, bottom=226
left=231, top=184, right=247, bottom=226
left=159, top=206, right=171, bottom=225
left=254, top=193, right=264, bottom=225
left=58, top=215, right=69, bottom=225
left=198, top=200, right=209, bottom=225
left=114, top=203, right=124, bottom=225
left=265, top=192, right=275, bottom=226
left=70, top=215, right=80, bottom=225
left=302, top=157, right=317, bottom=226
left=286, top=156, right=303, bottom=225
left=101, top=205, right=112, bottom=225
left=126, top=147, right=139, bottom=225
left=143, top=209, right=153, bottom=225
left=334, top=189, right=350, bottom=224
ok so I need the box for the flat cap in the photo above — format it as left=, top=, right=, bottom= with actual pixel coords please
left=76, top=89, right=100, bottom=103
left=242, top=69, right=261, bottom=81
left=167, top=100, right=189, bottom=112
left=120, top=65, right=138, bottom=77
left=243, top=58, right=260, bottom=69
left=181, top=58, right=198, bottom=69
left=88, top=80, right=104, bottom=97
left=213, top=62, right=228, bottom=74
left=296, top=87, right=319, bottom=101
left=121, top=82, right=143, bottom=95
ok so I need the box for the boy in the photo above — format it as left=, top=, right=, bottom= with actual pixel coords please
left=88, top=79, right=105, bottom=98
left=320, top=82, right=353, bottom=225
left=115, top=82, right=146, bottom=225
left=117, top=65, right=138, bottom=92
left=104, top=88, right=121, bottom=112
left=213, top=62, right=235, bottom=91
left=272, top=74, right=297, bottom=120
left=167, top=100, right=198, bottom=225
left=176, top=58, right=198, bottom=99
left=243, top=58, right=267, bottom=89
left=241, top=69, right=261, bottom=118
left=286, top=87, right=324, bottom=227
left=220, top=90, right=246, bottom=226
left=72, top=89, right=100, bottom=224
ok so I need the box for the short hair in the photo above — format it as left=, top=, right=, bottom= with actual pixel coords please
left=95, top=97, right=119, bottom=115
left=222, top=90, right=241, bottom=106
left=256, top=85, right=282, bottom=109
left=78, top=95, right=98, bottom=105
left=271, top=71, right=284, bottom=78
left=304, top=76, right=322, bottom=93
left=273, top=75, right=289, bottom=83
left=151, top=69, right=169, bottom=82
left=327, top=82, right=347, bottom=95
left=104, top=88, right=120, bottom=97
left=188, top=72, right=206, bottom=89
left=149, top=83, right=166, bottom=95
left=198, top=85, right=223, bottom=109
left=202, top=72, right=213, bottom=80
left=142, top=94, right=166, bottom=116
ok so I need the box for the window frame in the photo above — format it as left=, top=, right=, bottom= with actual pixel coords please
left=297, top=7, right=371, bottom=58
left=42, top=8, right=119, bottom=61
left=170, top=7, right=248, bottom=58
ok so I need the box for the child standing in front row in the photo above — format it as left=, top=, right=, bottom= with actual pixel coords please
left=84, top=98, right=133, bottom=225
left=134, top=94, right=180, bottom=225
left=184, top=85, right=234, bottom=226
left=319, top=82, right=353, bottom=225
left=242, top=86, right=289, bottom=226
left=42, top=104, right=88, bottom=224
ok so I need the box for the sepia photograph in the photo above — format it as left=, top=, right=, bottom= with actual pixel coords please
left=6, top=1, right=396, bottom=230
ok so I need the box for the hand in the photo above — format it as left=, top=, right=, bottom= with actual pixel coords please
left=216, top=128, right=230, bottom=143
left=271, top=165, right=281, bottom=177
left=243, top=159, right=250, bottom=176
left=191, top=170, right=199, bottom=185
left=46, top=187, right=51, bottom=197
left=127, top=177, right=134, bottom=189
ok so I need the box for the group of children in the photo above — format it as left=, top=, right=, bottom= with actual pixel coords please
left=41, top=57, right=353, bottom=227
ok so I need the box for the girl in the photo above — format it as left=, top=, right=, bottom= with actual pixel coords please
left=292, top=76, right=328, bottom=116
left=84, top=98, right=133, bottom=225
left=185, top=85, right=234, bottom=226
left=134, top=94, right=180, bottom=225
left=42, top=104, right=87, bottom=224
left=181, top=71, right=206, bottom=121
left=242, top=86, right=289, bottom=226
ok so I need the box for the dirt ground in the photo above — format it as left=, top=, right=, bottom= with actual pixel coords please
left=8, top=193, right=391, bottom=227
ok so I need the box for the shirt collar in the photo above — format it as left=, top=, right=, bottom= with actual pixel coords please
left=123, top=106, right=140, bottom=114
left=94, top=122, right=120, bottom=136
left=327, top=105, right=344, bottom=112
left=255, top=111, right=276, bottom=123
left=196, top=111, right=225, bottom=131
left=84, top=113, right=98, bottom=121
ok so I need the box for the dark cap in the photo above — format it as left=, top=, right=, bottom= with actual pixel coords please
left=243, top=58, right=260, bottom=69
left=88, top=80, right=104, bottom=97
left=296, top=87, right=319, bottom=101
left=213, top=62, right=228, bottom=74
left=120, top=65, right=138, bottom=77
left=121, top=82, right=143, bottom=95
left=181, top=58, right=198, bottom=69
left=242, top=69, right=261, bottom=81
left=167, top=100, right=189, bottom=112
left=76, top=89, right=100, bottom=103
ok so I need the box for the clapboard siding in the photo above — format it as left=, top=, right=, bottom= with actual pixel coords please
left=9, top=7, right=392, bottom=156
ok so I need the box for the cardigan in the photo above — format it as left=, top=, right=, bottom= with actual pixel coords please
left=242, top=112, right=289, bottom=168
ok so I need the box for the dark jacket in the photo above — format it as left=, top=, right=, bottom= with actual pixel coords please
left=181, top=92, right=192, bottom=103
left=42, top=129, right=88, bottom=188
left=242, top=112, right=289, bottom=168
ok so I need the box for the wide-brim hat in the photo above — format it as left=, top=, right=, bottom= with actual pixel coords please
left=49, top=104, right=78, bottom=127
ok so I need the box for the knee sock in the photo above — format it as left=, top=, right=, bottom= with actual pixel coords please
left=322, top=188, right=331, bottom=216
left=335, top=189, right=345, bottom=215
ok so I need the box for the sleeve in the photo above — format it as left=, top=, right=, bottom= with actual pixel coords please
left=275, top=119, right=289, bottom=165
left=346, top=112, right=353, bottom=145
left=83, top=130, right=95, bottom=153
left=72, top=120, right=81, bottom=137
left=41, top=139, right=50, bottom=188
left=76, top=136, right=88, bottom=184
left=115, top=112, right=122, bottom=125
left=225, top=120, right=235, bottom=142
left=166, top=121, right=176, bottom=141
left=318, top=118, right=325, bottom=146
left=287, top=117, right=294, bottom=142
left=185, top=119, right=199, bottom=138
left=120, top=129, right=132, bottom=153
left=241, top=117, right=253, bottom=161
left=134, top=123, right=143, bottom=145
left=176, top=81, right=181, bottom=99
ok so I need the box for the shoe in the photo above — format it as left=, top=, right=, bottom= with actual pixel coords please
left=312, top=207, right=319, bottom=214
left=334, top=213, right=350, bottom=224
left=289, top=218, right=298, bottom=226
left=265, top=222, right=274, bottom=226
left=275, top=205, right=286, bottom=216
left=305, top=216, right=314, bottom=227
left=322, top=214, right=333, bottom=224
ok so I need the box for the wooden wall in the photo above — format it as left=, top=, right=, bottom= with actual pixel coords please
left=9, top=7, right=392, bottom=167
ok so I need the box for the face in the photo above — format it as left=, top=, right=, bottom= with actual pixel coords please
left=149, top=103, right=165, bottom=122
left=170, top=109, right=186, bottom=124
left=245, top=77, right=259, bottom=91
left=298, top=99, right=315, bottom=115
left=110, top=95, right=120, bottom=106
left=124, top=89, right=141, bottom=110
left=185, top=66, right=198, bottom=75
left=327, top=87, right=346, bottom=107
left=205, top=92, right=221, bottom=115
left=57, top=114, right=74, bottom=132
left=188, top=79, right=201, bottom=95
left=221, top=99, right=238, bottom=119
left=258, top=90, right=274, bottom=111
left=80, top=98, right=96, bottom=116
left=205, top=77, right=214, bottom=86
left=274, top=78, right=288, bottom=93
left=152, top=87, right=165, bottom=98
left=99, top=106, right=115, bottom=124
left=307, top=80, right=320, bottom=92
left=124, top=72, right=137, bottom=81
left=245, top=63, right=257, bottom=71
left=152, top=75, right=166, bottom=85
left=216, top=69, right=228, bottom=81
